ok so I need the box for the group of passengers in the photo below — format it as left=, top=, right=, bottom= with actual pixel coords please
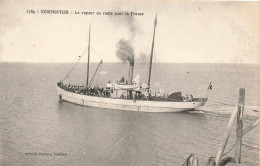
left=119, top=90, right=144, bottom=100
left=57, top=82, right=106, bottom=97
left=57, top=81, right=194, bottom=101
left=57, top=81, right=145, bottom=100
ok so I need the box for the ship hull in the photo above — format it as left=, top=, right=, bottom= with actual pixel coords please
left=57, top=86, right=206, bottom=113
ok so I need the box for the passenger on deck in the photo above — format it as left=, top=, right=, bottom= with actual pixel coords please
left=120, top=93, right=125, bottom=99
left=136, top=91, right=140, bottom=99
left=119, top=77, right=125, bottom=84
left=190, top=94, right=193, bottom=101
left=132, top=91, right=136, bottom=101
left=185, top=94, right=190, bottom=101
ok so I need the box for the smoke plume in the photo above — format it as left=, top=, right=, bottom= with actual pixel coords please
left=109, top=13, right=139, bottom=39
left=116, top=39, right=135, bottom=63
left=109, top=8, right=141, bottom=63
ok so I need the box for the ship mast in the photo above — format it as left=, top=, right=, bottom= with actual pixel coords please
left=86, top=24, right=91, bottom=87
left=147, top=14, right=157, bottom=90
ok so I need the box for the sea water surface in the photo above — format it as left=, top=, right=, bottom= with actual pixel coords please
left=0, top=63, right=259, bottom=166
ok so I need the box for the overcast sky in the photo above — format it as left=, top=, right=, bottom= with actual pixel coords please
left=0, top=0, right=259, bottom=63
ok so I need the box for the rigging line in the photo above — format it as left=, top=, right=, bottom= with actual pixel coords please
left=144, top=58, right=150, bottom=84
left=153, top=50, right=157, bottom=85
left=222, top=142, right=260, bottom=157
left=144, top=30, right=154, bottom=81
left=154, top=48, right=158, bottom=80
left=138, top=31, right=153, bottom=81
left=222, top=144, right=235, bottom=157
left=89, top=60, right=103, bottom=86
left=64, top=59, right=77, bottom=77
left=156, top=51, right=164, bottom=90
left=154, top=49, right=163, bottom=90
left=93, top=64, right=102, bottom=87
left=62, top=53, right=84, bottom=81
left=90, top=47, right=103, bottom=60
left=208, top=144, right=235, bottom=159
left=62, top=47, right=88, bottom=81
left=97, top=64, right=103, bottom=87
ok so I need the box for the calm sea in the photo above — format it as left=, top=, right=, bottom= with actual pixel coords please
left=0, top=63, right=259, bottom=166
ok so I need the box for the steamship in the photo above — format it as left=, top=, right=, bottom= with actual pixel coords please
left=56, top=16, right=208, bottom=112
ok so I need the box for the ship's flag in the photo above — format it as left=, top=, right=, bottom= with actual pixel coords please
left=133, top=74, right=140, bottom=85
left=207, top=82, right=213, bottom=90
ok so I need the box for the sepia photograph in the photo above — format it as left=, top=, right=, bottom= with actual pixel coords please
left=0, top=0, right=259, bottom=165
